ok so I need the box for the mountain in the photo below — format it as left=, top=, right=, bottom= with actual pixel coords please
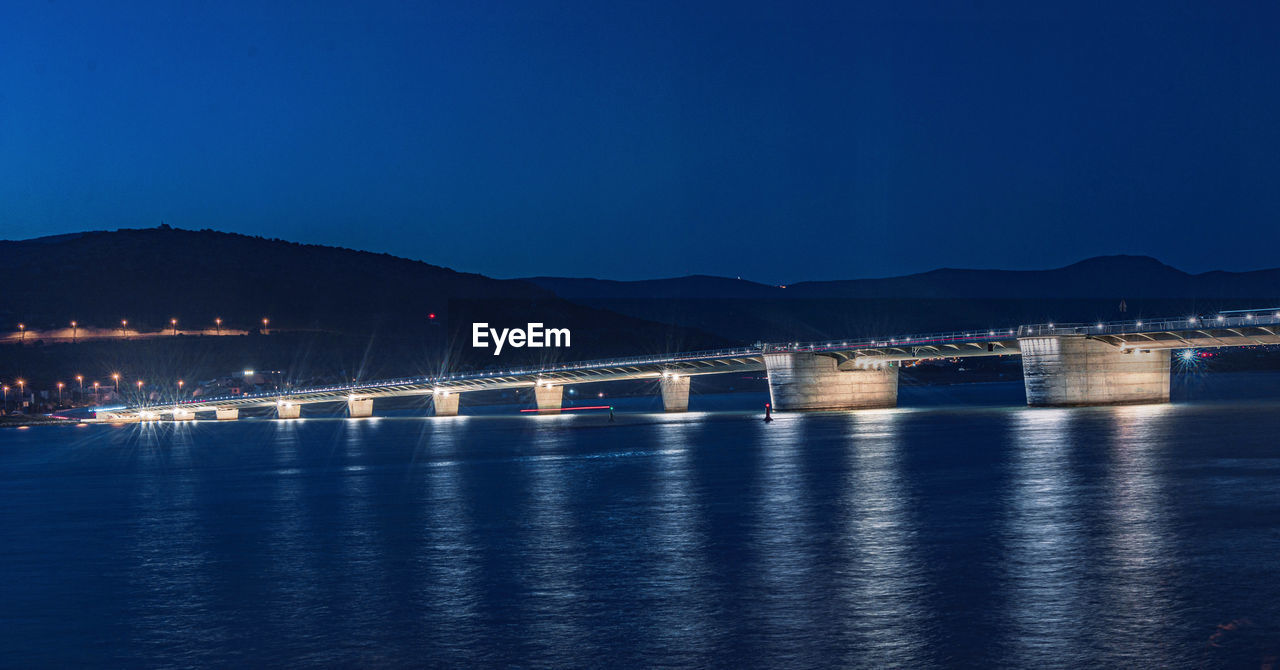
left=524, top=256, right=1280, bottom=342
left=0, top=227, right=728, bottom=384
left=528, top=256, right=1280, bottom=301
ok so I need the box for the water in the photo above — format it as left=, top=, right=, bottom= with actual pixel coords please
left=3, top=375, right=1280, bottom=667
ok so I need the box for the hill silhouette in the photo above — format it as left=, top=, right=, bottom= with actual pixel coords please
left=0, top=227, right=726, bottom=386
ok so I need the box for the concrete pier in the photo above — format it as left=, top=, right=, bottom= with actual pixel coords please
left=347, top=397, right=374, bottom=418
left=534, top=384, right=563, bottom=412
left=1020, top=335, right=1170, bottom=406
left=659, top=374, right=690, bottom=412
left=433, top=391, right=459, bottom=417
left=172, top=408, right=196, bottom=421
left=763, top=352, right=898, bottom=411
left=215, top=408, right=239, bottom=421
left=277, top=402, right=301, bottom=419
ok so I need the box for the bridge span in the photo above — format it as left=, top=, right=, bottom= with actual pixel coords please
left=106, top=310, right=1280, bottom=421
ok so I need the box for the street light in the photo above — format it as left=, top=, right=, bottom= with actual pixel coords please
left=17, top=323, right=24, bottom=342
left=16, top=379, right=25, bottom=408
left=56, top=382, right=64, bottom=405
left=171, top=318, right=178, bottom=335
left=93, top=381, right=100, bottom=402
left=76, top=375, right=83, bottom=395
left=121, top=319, right=128, bottom=338
left=262, top=317, right=269, bottom=334
left=2, top=385, right=7, bottom=412
left=112, top=372, right=120, bottom=392
left=215, top=317, right=222, bottom=334
left=177, top=379, right=184, bottom=399
left=70, top=321, right=78, bottom=343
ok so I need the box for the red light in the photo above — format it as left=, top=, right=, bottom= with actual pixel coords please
left=428, top=313, right=436, bottom=319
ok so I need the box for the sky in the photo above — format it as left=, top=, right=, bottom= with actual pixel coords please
left=3, top=1, right=1279, bottom=283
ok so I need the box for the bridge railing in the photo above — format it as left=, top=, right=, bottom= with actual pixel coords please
left=1016, top=311, right=1280, bottom=338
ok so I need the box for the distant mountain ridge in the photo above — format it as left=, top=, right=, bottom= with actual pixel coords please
left=527, top=255, right=1280, bottom=301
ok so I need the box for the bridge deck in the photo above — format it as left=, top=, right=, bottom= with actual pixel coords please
left=125, top=310, right=1280, bottom=414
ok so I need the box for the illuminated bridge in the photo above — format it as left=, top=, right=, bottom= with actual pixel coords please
left=105, top=309, right=1280, bottom=421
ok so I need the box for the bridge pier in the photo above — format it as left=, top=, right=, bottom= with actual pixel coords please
left=534, top=384, right=563, bottom=413
left=172, top=408, right=196, bottom=421
left=215, top=408, right=239, bottom=421
left=277, top=402, right=301, bottom=419
left=1020, top=335, right=1170, bottom=406
left=764, top=352, right=898, bottom=411
left=347, top=397, right=374, bottom=418
left=660, top=373, right=690, bottom=412
left=433, top=391, right=459, bottom=417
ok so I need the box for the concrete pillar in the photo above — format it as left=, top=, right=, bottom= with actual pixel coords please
left=347, top=397, right=374, bottom=418
left=534, top=384, right=563, bottom=413
left=277, top=402, right=301, bottom=419
left=172, top=408, right=196, bottom=421
left=215, top=408, right=239, bottom=421
left=433, top=391, right=459, bottom=417
left=763, top=352, right=898, bottom=411
left=659, top=374, right=691, bottom=412
left=1020, top=335, right=1170, bottom=406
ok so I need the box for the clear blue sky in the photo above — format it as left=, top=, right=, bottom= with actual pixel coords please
left=3, top=1, right=1278, bottom=282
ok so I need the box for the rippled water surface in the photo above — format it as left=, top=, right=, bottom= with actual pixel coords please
left=3, top=376, right=1280, bottom=667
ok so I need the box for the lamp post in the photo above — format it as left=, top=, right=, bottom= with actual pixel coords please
left=215, top=317, right=222, bottom=335
left=93, top=381, right=100, bottom=403
left=120, top=319, right=128, bottom=338
left=57, top=382, right=64, bottom=406
left=136, top=380, right=144, bottom=399
left=17, top=379, right=24, bottom=409
left=75, top=375, right=83, bottom=400
left=70, top=321, right=78, bottom=343
left=177, top=379, right=184, bottom=400
left=112, top=373, right=120, bottom=392
left=2, top=385, right=7, bottom=412
left=18, top=323, right=24, bottom=342
left=262, top=317, right=269, bottom=334
left=171, top=318, right=178, bottom=335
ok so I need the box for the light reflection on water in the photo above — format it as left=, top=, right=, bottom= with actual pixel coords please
left=839, top=409, right=931, bottom=668
left=4, top=389, right=1280, bottom=668
left=1004, top=408, right=1090, bottom=665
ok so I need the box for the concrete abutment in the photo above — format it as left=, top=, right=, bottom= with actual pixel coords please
left=534, top=385, right=563, bottom=412
left=433, top=392, right=460, bottom=417
left=347, top=398, right=374, bottom=418
left=1020, top=335, right=1170, bottom=406
left=763, top=352, right=898, bottom=411
left=659, top=374, right=691, bottom=412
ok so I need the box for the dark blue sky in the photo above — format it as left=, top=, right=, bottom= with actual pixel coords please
left=3, top=1, right=1278, bottom=282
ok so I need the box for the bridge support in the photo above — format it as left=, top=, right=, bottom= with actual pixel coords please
left=660, top=374, right=690, bottom=412
left=277, top=402, right=301, bottom=419
left=215, top=408, right=239, bottom=421
left=534, top=384, right=563, bottom=413
left=433, top=391, right=459, bottom=417
left=172, top=408, right=196, bottom=421
left=347, top=397, right=374, bottom=418
left=763, top=352, right=898, bottom=411
left=1020, top=335, right=1170, bottom=406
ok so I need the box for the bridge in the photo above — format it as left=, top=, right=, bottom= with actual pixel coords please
left=104, top=309, right=1280, bottom=421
